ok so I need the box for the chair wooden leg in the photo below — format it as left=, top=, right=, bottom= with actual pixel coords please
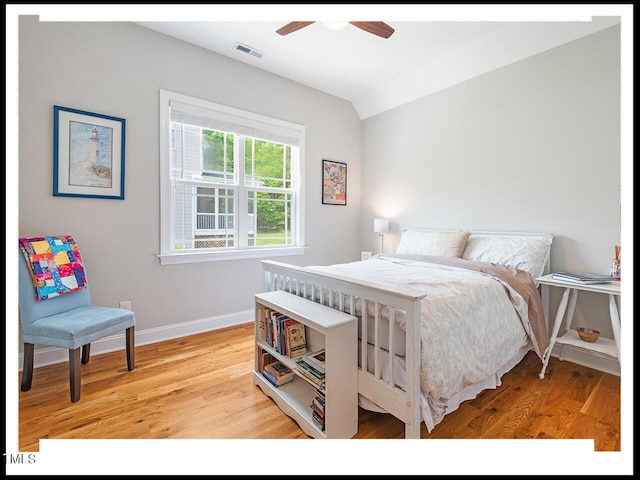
left=21, top=343, right=35, bottom=392
left=81, top=344, right=90, bottom=364
left=69, top=347, right=81, bottom=402
left=126, top=326, right=135, bottom=371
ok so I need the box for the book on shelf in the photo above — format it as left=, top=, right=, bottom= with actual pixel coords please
left=299, top=348, right=326, bottom=373
left=310, top=385, right=326, bottom=431
left=258, top=309, right=267, bottom=343
left=296, top=361, right=325, bottom=381
left=262, top=369, right=292, bottom=388
left=262, top=371, right=293, bottom=387
left=286, top=322, right=307, bottom=357
left=312, top=409, right=325, bottom=431
left=264, top=310, right=308, bottom=357
left=264, top=360, right=294, bottom=380
left=295, top=361, right=325, bottom=389
left=262, top=370, right=279, bottom=387
left=310, top=401, right=324, bottom=419
left=263, top=360, right=294, bottom=386
left=263, top=308, right=275, bottom=346
left=279, top=318, right=297, bottom=355
left=258, top=349, right=275, bottom=371
left=312, top=395, right=325, bottom=413
left=270, top=311, right=289, bottom=353
left=296, top=361, right=324, bottom=379
left=552, top=271, right=619, bottom=284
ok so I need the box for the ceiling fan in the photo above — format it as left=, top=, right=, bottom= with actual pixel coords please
left=276, top=21, right=395, bottom=39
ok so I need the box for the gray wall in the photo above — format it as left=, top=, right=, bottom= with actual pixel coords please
left=360, top=25, right=621, bottom=339
left=10, top=15, right=628, bottom=473
left=16, top=18, right=622, bottom=359
left=17, top=17, right=362, bottom=356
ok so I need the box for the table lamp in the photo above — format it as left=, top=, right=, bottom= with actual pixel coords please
left=374, top=218, right=389, bottom=254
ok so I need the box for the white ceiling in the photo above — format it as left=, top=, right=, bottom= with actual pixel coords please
left=18, top=4, right=623, bottom=119
left=134, top=6, right=621, bottom=119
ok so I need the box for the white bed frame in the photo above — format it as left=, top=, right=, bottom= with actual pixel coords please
left=260, top=231, right=552, bottom=439
left=262, top=259, right=426, bottom=438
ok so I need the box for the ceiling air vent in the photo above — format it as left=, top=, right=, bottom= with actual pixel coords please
left=234, top=43, right=264, bottom=59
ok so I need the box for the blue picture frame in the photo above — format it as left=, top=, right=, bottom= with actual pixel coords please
left=53, top=105, right=126, bottom=200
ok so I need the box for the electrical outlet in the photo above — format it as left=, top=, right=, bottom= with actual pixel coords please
left=119, top=301, right=131, bottom=310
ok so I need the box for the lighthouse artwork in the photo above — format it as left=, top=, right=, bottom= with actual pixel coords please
left=68, top=121, right=113, bottom=188
left=53, top=105, right=125, bottom=199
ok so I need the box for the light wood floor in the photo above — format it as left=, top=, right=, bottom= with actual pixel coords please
left=18, top=322, right=620, bottom=453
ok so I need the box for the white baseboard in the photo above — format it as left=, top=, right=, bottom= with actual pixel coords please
left=18, top=309, right=254, bottom=370
left=18, top=309, right=621, bottom=379
left=550, top=343, right=620, bottom=376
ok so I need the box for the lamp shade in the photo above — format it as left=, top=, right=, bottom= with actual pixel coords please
left=373, top=218, right=389, bottom=234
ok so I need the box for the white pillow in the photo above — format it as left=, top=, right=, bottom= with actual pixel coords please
left=461, top=234, right=553, bottom=280
left=396, top=230, right=470, bottom=257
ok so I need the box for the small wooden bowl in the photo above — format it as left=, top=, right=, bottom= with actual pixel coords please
left=577, top=327, right=600, bottom=343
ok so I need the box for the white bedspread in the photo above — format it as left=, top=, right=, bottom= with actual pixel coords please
left=308, top=255, right=538, bottom=428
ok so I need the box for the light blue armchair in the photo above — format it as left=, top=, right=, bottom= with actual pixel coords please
left=18, top=251, right=135, bottom=402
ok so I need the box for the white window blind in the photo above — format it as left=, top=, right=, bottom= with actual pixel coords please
left=169, top=100, right=302, bottom=147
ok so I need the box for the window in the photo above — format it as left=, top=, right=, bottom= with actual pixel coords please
left=159, top=90, right=305, bottom=264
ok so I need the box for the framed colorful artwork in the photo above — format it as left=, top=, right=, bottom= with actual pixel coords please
left=322, top=159, right=347, bottom=206
left=53, top=105, right=126, bottom=200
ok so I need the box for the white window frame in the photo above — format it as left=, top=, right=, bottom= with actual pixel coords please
left=159, top=90, right=306, bottom=265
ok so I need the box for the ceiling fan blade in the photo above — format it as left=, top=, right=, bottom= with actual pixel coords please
left=349, top=21, right=395, bottom=39
left=276, top=21, right=315, bottom=36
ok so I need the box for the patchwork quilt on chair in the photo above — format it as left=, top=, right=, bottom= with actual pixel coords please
left=19, top=235, right=87, bottom=301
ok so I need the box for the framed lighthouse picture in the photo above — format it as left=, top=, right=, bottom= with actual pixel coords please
left=53, top=105, right=126, bottom=200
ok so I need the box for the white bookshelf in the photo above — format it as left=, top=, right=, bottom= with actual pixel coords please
left=253, top=290, right=358, bottom=439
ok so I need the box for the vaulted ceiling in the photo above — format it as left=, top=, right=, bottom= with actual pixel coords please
left=135, top=7, right=620, bottom=119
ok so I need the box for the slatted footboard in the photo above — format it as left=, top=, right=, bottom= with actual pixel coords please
left=261, top=260, right=426, bottom=439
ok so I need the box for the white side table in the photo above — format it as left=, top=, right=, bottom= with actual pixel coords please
left=536, top=274, right=621, bottom=379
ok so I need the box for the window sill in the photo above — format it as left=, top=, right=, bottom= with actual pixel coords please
left=158, top=246, right=307, bottom=265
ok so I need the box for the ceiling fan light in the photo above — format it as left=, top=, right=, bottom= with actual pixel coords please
left=322, top=20, right=348, bottom=31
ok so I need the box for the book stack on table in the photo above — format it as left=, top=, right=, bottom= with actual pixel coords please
left=551, top=272, right=619, bottom=284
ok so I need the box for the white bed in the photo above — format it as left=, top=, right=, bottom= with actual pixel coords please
left=261, top=230, right=553, bottom=438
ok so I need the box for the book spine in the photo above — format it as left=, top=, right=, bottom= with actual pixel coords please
left=262, top=370, right=279, bottom=387
left=266, top=308, right=276, bottom=347
left=286, top=321, right=307, bottom=358
left=312, top=410, right=325, bottom=431
left=296, top=361, right=325, bottom=380
left=295, top=365, right=325, bottom=389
